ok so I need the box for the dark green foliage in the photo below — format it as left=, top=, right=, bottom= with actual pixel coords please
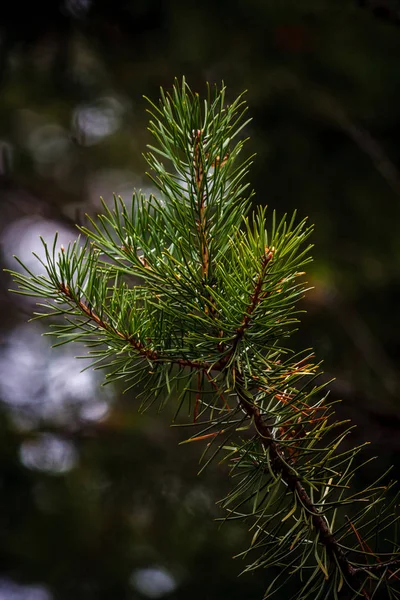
left=8, top=79, right=400, bottom=599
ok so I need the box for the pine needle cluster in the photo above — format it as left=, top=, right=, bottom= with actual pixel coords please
left=8, top=79, right=400, bottom=599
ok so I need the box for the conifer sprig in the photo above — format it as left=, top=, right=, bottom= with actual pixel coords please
left=7, top=79, right=400, bottom=599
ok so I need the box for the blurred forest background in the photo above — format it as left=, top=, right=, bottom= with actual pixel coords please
left=1, top=1, right=400, bottom=598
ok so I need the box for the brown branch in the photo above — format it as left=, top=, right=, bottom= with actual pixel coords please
left=238, top=248, right=275, bottom=334
left=57, top=282, right=212, bottom=372
left=193, top=129, right=209, bottom=281
left=193, top=129, right=227, bottom=353
left=215, top=247, right=274, bottom=370
left=234, top=378, right=373, bottom=598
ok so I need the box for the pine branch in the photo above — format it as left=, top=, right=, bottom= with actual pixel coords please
left=6, top=78, right=400, bottom=600
left=235, top=380, right=364, bottom=592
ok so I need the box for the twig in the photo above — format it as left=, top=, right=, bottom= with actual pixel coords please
left=235, top=380, right=372, bottom=597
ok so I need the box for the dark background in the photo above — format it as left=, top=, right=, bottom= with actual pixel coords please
left=0, top=1, right=400, bottom=599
